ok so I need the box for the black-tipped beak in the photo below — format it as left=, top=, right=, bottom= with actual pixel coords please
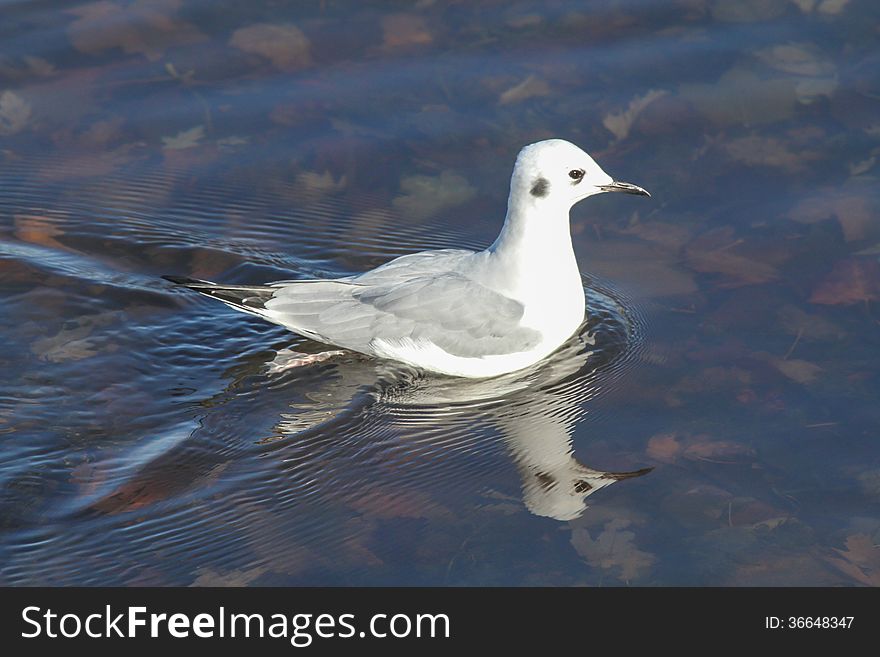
left=599, top=181, right=651, bottom=197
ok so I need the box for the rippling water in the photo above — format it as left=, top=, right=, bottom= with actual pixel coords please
left=1, top=0, right=878, bottom=586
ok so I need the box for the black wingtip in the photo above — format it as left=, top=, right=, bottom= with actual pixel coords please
left=163, top=275, right=207, bottom=286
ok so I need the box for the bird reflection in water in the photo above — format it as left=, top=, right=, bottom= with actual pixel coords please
left=269, top=285, right=651, bottom=521
left=78, top=287, right=650, bottom=525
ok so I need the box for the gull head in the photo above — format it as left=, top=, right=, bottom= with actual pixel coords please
left=511, top=139, right=650, bottom=209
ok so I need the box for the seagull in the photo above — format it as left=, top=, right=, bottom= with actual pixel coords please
left=164, top=139, right=649, bottom=378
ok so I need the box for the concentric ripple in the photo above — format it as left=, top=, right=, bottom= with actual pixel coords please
left=0, top=152, right=650, bottom=585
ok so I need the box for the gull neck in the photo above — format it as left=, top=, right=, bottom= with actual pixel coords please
left=488, top=192, right=577, bottom=273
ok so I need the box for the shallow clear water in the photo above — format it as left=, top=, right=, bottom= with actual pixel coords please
left=1, top=0, right=878, bottom=586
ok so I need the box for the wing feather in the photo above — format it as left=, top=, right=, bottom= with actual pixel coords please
left=264, top=272, right=540, bottom=358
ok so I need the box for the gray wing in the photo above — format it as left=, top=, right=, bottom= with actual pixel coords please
left=263, top=272, right=541, bottom=359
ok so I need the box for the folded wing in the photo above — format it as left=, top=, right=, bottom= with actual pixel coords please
left=264, top=273, right=541, bottom=358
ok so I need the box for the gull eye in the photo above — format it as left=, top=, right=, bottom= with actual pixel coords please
left=568, top=169, right=585, bottom=182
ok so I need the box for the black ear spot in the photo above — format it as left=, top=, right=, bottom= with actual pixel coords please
left=530, top=177, right=549, bottom=198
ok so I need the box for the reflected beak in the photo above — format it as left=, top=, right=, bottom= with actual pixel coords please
left=599, top=180, right=651, bottom=197
left=603, top=467, right=654, bottom=481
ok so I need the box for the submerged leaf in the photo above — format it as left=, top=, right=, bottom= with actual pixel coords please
left=14, top=214, right=66, bottom=250
left=684, top=438, right=756, bottom=463
left=161, top=125, right=204, bottom=150
left=621, top=219, right=694, bottom=251
left=67, top=0, right=206, bottom=61
left=680, top=68, right=797, bottom=126
left=818, top=0, right=851, bottom=14
left=571, top=518, right=655, bottom=582
left=498, top=75, right=551, bottom=105
left=795, top=76, right=838, bottom=104
left=0, top=90, right=32, bottom=135
left=771, top=357, right=824, bottom=384
left=381, top=14, right=433, bottom=50
left=602, top=89, right=668, bottom=141
left=578, top=240, right=699, bottom=297
left=391, top=170, right=476, bottom=221
left=849, top=155, right=876, bottom=177
left=857, top=470, right=880, bottom=500
left=646, top=433, right=682, bottom=463
left=827, top=534, right=880, bottom=586
left=295, top=170, right=347, bottom=198
left=788, top=190, right=879, bottom=243
left=229, top=23, right=311, bottom=71
left=31, top=312, right=121, bottom=363
left=23, top=56, right=55, bottom=77
left=776, top=304, right=845, bottom=340
left=756, top=43, right=836, bottom=77
left=685, top=229, right=779, bottom=287
left=648, top=431, right=755, bottom=464
left=810, top=258, right=880, bottom=305
left=724, top=134, right=815, bottom=173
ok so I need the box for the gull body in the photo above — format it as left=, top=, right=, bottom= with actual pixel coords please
left=166, top=139, right=649, bottom=378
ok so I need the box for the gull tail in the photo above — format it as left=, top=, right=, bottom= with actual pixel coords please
left=162, top=275, right=276, bottom=315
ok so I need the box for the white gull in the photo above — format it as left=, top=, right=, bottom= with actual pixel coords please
left=165, top=139, right=649, bottom=378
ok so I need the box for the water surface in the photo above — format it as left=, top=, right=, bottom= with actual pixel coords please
left=1, top=0, right=879, bottom=586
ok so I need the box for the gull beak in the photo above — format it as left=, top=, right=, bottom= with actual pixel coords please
left=603, top=467, right=654, bottom=481
left=599, top=181, right=651, bottom=197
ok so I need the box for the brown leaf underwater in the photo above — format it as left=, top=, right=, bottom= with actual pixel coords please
left=381, top=14, right=433, bottom=50
left=810, top=258, right=880, bottom=305
left=571, top=517, right=656, bottom=582
left=827, top=534, right=880, bottom=586
left=67, top=0, right=206, bottom=61
left=229, top=23, right=311, bottom=72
